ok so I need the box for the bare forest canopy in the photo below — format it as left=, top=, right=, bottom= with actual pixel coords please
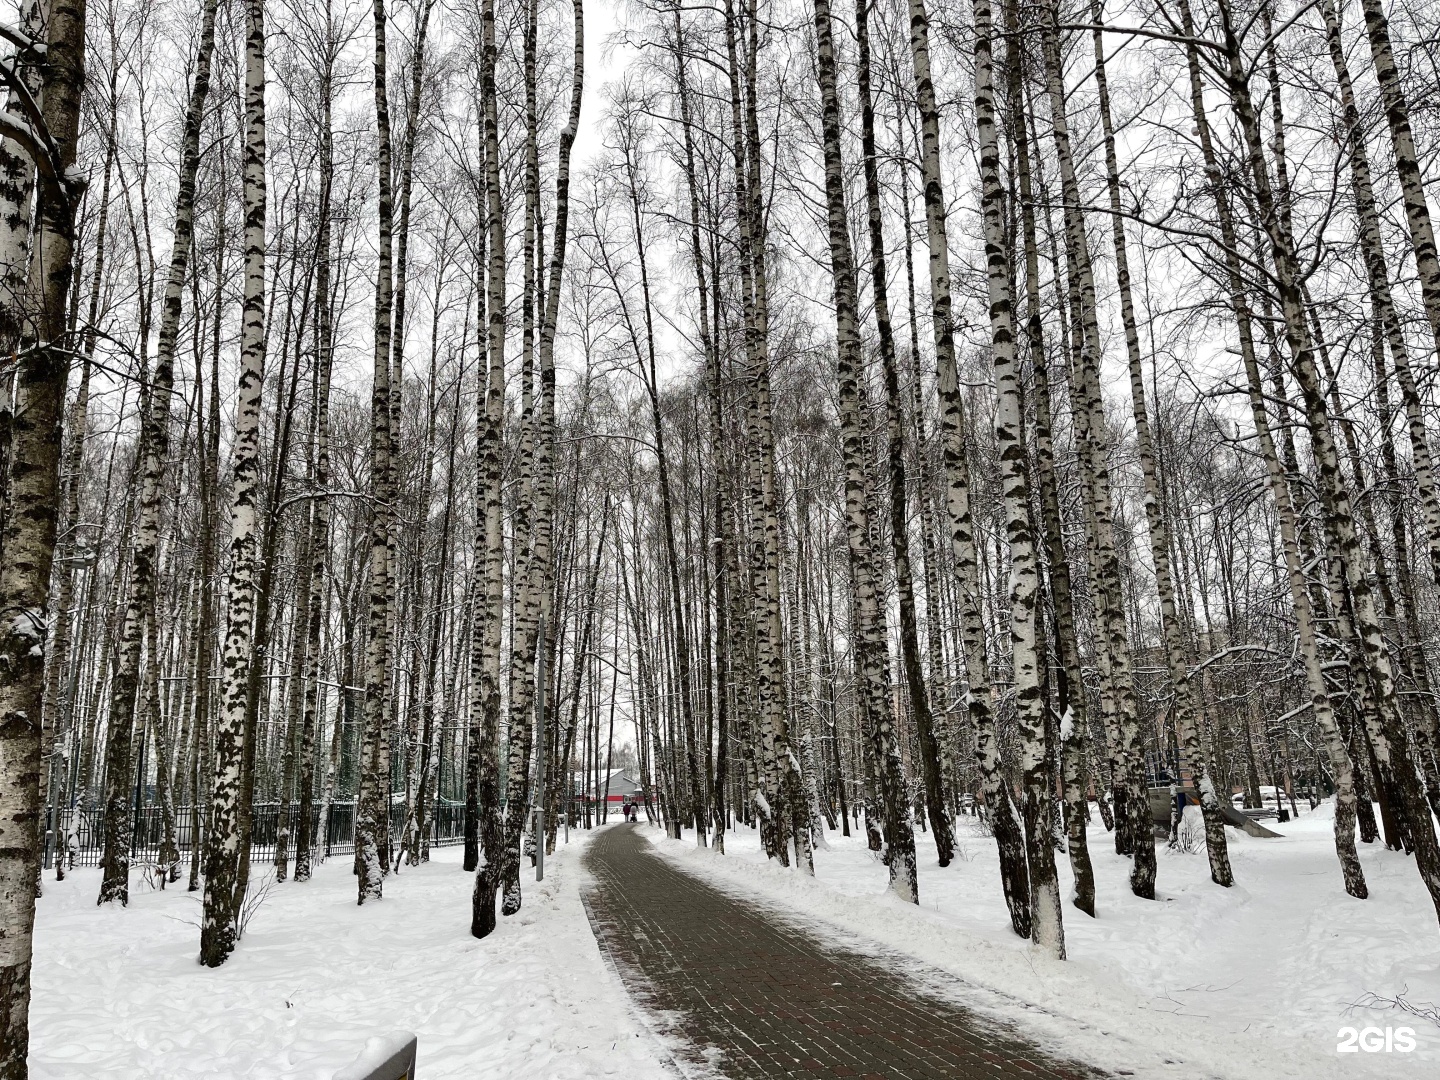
left=4, top=0, right=1440, bottom=1071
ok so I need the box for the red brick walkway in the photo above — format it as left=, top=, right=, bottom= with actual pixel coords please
left=582, top=823, right=1107, bottom=1080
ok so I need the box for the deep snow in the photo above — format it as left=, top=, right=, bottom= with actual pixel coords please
left=28, top=835, right=671, bottom=1078
left=647, top=802, right=1439, bottom=1080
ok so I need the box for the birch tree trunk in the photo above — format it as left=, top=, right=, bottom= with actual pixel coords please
left=812, top=0, right=916, bottom=899
left=42, top=110, right=114, bottom=885
left=1213, top=7, right=1440, bottom=921
left=1176, top=0, right=1362, bottom=899
left=974, top=0, right=1062, bottom=953
left=0, top=0, right=42, bottom=356
left=200, top=0, right=268, bottom=966
left=294, top=29, right=337, bottom=884
left=907, top=0, right=1030, bottom=934
left=722, top=0, right=791, bottom=862
left=499, top=0, right=582, bottom=918
left=355, top=0, right=397, bottom=904
left=855, top=0, right=953, bottom=868
left=621, top=136, right=705, bottom=846
left=98, top=0, right=220, bottom=907
left=1088, top=0, right=1231, bottom=886
left=1002, top=0, right=1094, bottom=916
left=748, top=0, right=805, bottom=867
left=469, top=0, right=508, bottom=933
left=0, top=0, right=86, bottom=1063
left=1320, top=0, right=1440, bottom=595
left=1358, top=0, right=1440, bottom=374
left=189, top=201, right=225, bottom=893
left=1038, top=0, right=1155, bottom=899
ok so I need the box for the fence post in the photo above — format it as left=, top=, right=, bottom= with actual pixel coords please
left=42, top=805, right=53, bottom=870
left=535, top=615, right=546, bottom=883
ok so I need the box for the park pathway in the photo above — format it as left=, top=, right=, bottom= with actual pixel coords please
left=581, top=823, right=1106, bottom=1080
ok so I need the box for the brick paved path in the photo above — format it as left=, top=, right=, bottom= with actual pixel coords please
left=581, top=824, right=1106, bottom=1080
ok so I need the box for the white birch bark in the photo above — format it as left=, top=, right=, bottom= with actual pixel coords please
left=0, top=0, right=86, bottom=1059
left=811, top=0, right=916, bottom=900
left=200, top=0, right=268, bottom=966
left=1002, top=0, right=1095, bottom=916
left=907, top=0, right=1031, bottom=934
left=975, top=0, right=1063, bottom=954
left=98, top=0, right=220, bottom=907
left=469, top=0, right=507, bottom=937
left=355, top=0, right=397, bottom=904
left=1038, top=0, right=1155, bottom=898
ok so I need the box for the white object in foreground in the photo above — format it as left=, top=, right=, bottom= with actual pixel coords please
left=333, top=1032, right=417, bottom=1080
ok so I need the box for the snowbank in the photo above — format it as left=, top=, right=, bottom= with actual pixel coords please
left=29, top=836, right=669, bottom=1079
left=647, top=802, right=1439, bottom=1080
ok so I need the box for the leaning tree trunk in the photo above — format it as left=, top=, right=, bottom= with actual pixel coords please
left=1321, top=0, right=1440, bottom=598
left=1359, top=0, right=1440, bottom=381
left=1176, top=0, right=1364, bottom=898
left=1179, top=0, right=1366, bottom=893
left=1215, top=5, right=1440, bottom=924
left=200, top=0, right=268, bottom=968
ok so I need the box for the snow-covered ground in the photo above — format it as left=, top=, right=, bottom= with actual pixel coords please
left=29, top=836, right=670, bottom=1079
left=29, top=804, right=1439, bottom=1079
left=648, top=802, right=1439, bottom=1080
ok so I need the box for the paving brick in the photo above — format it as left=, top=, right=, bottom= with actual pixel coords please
left=581, top=824, right=1107, bottom=1080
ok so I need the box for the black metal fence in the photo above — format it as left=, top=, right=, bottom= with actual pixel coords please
left=44, top=800, right=467, bottom=870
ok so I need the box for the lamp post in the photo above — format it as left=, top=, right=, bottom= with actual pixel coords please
left=535, top=616, right=546, bottom=882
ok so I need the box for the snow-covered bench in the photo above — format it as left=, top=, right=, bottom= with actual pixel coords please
left=333, top=1032, right=418, bottom=1080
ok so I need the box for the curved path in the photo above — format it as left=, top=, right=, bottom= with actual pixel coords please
left=581, top=824, right=1105, bottom=1080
